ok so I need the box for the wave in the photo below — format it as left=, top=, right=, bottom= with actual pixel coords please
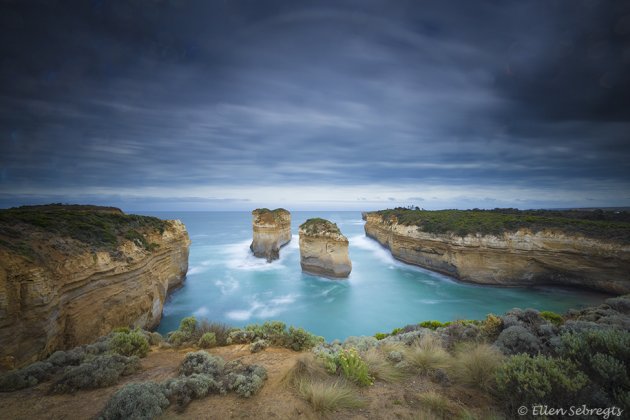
left=215, top=275, right=239, bottom=295
left=225, top=293, right=299, bottom=321
left=223, top=235, right=299, bottom=272
left=194, top=306, right=210, bottom=317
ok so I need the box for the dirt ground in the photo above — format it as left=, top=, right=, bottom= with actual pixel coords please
left=0, top=345, right=500, bottom=420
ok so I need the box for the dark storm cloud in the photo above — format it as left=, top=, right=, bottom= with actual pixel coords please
left=0, top=0, right=629, bottom=208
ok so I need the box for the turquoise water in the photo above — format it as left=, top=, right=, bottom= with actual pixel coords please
left=141, top=211, right=608, bottom=341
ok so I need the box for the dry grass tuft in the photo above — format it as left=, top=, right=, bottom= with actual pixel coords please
left=449, top=343, right=503, bottom=391
left=362, top=348, right=406, bottom=383
left=403, top=334, right=452, bottom=375
left=417, top=390, right=461, bottom=418
left=281, top=354, right=329, bottom=388
left=296, top=377, right=364, bottom=412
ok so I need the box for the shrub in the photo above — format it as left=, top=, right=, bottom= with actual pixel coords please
left=168, top=331, right=188, bottom=347
left=249, top=339, right=268, bottom=353
left=226, top=329, right=256, bottom=344
left=196, top=321, right=232, bottom=346
left=162, top=373, right=222, bottom=411
left=480, top=314, right=503, bottom=339
left=147, top=332, right=163, bottom=346
left=402, top=334, right=452, bottom=375
left=197, top=332, right=217, bottom=349
left=540, top=311, right=563, bottom=326
left=419, top=320, right=449, bottom=330
left=494, top=325, right=541, bottom=355
left=0, top=361, right=55, bottom=391
left=374, top=332, right=389, bottom=340
left=51, top=354, right=140, bottom=393
left=287, top=326, right=322, bottom=351
left=223, top=360, right=267, bottom=397
left=99, top=381, right=169, bottom=420
left=109, top=329, right=150, bottom=358
left=46, top=349, right=85, bottom=368
left=605, top=296, right=630, bottom=314
left=180, top=351, right=225, bottom=378
left=449, top=343, right=503, bottom=391
left=337, top=348, right=373, bottom=386
left=296, top=377, right=364, bottom=412
left=342, top=335, right=378, bottom=351
left=179, top=316, right=198, bottom=337
left=559, top=329, right=630, bottom=410
left=495, top=354, right=588, bottom=412
left=362, top=348, right=405, bottom=383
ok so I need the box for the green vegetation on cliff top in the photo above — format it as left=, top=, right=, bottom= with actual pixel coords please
left=371, top=208, right=630, bottom=243
left=0, top=204, right=169, bottom=255
left=300, top=218, right=342, bottom=236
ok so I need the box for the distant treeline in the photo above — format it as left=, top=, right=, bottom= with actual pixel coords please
left=372, top=208, right=630, bottom=243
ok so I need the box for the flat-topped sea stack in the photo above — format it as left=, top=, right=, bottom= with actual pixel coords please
left=250, top=208, right=291, bottom=262
left=299, top=218, right=352, bottom=278
left=364, top=208, right=630, bottom=294
left=0, top=204, right=190, bottom=369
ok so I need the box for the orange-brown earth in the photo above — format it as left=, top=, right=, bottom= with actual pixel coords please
left=0, top=344, right=500, bottom=420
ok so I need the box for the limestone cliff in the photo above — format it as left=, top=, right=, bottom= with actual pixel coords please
left=299, top=218, right=351, bottom=278
left=0, top=205, right=190, bottom=369
left=364, top=210, right=630, bottom=294
left=250, top=208, right=291, bottom=262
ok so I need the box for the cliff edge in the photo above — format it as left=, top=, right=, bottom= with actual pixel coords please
left=250, top=208, right=291, bottom=262
left=364, top=208, right=630, bottom=294
left=299, top=218, right=351, bottom=278
left=0, top=204, right=190, bottom=369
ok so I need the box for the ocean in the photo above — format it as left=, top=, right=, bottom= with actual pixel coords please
left=139, top=211, right=608, bottom=341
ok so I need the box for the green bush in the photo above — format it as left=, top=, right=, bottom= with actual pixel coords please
left=168, top=330, right=188, bottom=347
left=179, top=317, right=198, bottom=336
left=0, top=361, right=55, bottom=391
left=162, top=373, right=222, bottom=411
left=495, top=354, right=588, bottom=413
left=540, top=311, right=563, bottom=326
left=51, top=354, right=140, bottom=393
left=249, top=339, right=269, bottom=353
left=559, top=329, right=630, bottom=410
left=223, top=360, right=268, bottom=397
left=226, top=329, right=256, bottom=344
left=287, top=326, right=322, bottom=351
left=196, top=321, right=232, bottom=346
left=480, top=314, right=503, bottom=339
left=374, top=332, right=389, bottom=340
left=337, top=348, right=373, bottom=386
left=197, top=332, right=217, bottom=349
left=494, top=325, right=541, bottom=355
left=180, top=351, right=225, bottom=377
left=418, top=320, right=449, bottom=330
left=99, top=381, right=169, bottom=420
left=109, top=329, right=150, bottom=358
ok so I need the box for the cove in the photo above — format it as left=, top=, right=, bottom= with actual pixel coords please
left=143, top=211, right=609, bottom=341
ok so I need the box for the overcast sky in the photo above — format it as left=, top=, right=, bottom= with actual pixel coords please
left=1, top=0, right=629, bottom=211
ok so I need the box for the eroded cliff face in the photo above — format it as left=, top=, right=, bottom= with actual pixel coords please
left=299, top=219, right=351, bottom=278
left=0, top=206, right=190, bottom=369
left=364, top=212, right=630, bottom=294
left=250, top=208, right=291, bottom=262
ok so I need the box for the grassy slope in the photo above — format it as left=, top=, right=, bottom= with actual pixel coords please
left=0, top=204, right=169, bottom=256
left=371, top=208, right=630, bottom=243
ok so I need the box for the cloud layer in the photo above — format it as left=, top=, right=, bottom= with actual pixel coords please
left=1, top=0, right=629, bottom=210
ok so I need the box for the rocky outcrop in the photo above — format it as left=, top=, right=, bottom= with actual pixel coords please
left=0, top=205, right=190, bottom=369
left=250, top=208, right=291, bottom=262
left=363, top=212, right=630, bottom=294
left=299, top=218, right=351, bottom=278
